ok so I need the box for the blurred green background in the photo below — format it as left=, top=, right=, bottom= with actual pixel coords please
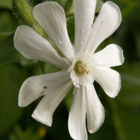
left=0, top=0, right=140, bottom=140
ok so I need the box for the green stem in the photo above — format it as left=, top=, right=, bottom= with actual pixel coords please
left=13, top=0, right=48, bottom=39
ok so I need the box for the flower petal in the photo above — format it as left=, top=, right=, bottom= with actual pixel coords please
left=14, top=25, right=70, bottom=69
left=85, top=1, right=122, bottom=54
left=33, top=2, right=75, bottom=61
left=74, top=0, right=97, bottom=53
left=18, top=70, right=70, bottom=107
left=32, top=80, right=73, bottom=126
left=94, top=67, right=121, bottom=98
left=94, top=44, right=124, bottom=67
left=86, top=84, right=105, bottom=133
left=68, top=86, right=87, bottom=140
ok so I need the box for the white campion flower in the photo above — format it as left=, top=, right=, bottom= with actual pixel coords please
left=14, top=0, right=124, bottom=140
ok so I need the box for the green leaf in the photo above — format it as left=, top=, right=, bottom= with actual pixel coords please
left=44, top=62, right=59, bottom=73
left=64, top=87, right=74, bottom=110
left=0, top=10, right=18, bottom=40
left=109, top=99, right=140, bottom=140
left=96, top=0, right=103, bottom=13
left=116, top=63, right=140, bottom=106
left=0, top=63, right=24, bottom=136
left=0, top=34, right=36, bottom=66
left=67, top=16, right=75, bottom=43
left=38, top=61, right=59, bottom=74
left=64, top=0, right=73, bottom=14
left=0, top=0, right=12, bottom=9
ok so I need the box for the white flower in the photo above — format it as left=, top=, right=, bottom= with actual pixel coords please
left=14, top=0, right=124, bottom=140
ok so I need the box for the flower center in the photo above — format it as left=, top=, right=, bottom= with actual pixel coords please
left=74, top=61, right=91, bottom=75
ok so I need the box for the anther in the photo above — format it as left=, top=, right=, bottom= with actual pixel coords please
left=77, top=62, right=90, bottom=75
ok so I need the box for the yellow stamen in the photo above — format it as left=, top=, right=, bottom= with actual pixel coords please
left=74, top=61, right=90, bottom=75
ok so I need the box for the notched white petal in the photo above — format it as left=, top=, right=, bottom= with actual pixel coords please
left=68, top=86, right=87, bottom=140
left=74, top=0, right=97, bottom=53
left=94, top=67, right=121, bottom=98
left=94, top=44, right=124, bottom=67
left=18, top=70, right=70, bottom=107
left=86, top=84, right=105, bottom=133
left=32, top=80, right=73, bottom=126
left=85, top=1, right=122, bottom=54
left=14, top=25, right=70, bottom=69
left=18, top=76, right=45, bottom=107
left=33, top=2, right=75, bottom=61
